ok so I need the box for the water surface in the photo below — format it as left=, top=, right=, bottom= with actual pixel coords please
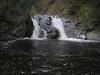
left=0, top=39, right=100, bottom=75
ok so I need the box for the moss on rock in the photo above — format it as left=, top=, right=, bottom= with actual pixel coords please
left=0, top=0, right=100, bottom=40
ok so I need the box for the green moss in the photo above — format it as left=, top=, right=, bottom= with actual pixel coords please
left=78, top=3, right=95, bottom=30
left=87, top=26, right=100, bottom=40
left=0, top=0, right=100, bottom=39
left=80, top=4, right=94, bottom=18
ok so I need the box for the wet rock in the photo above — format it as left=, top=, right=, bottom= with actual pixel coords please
left=47, top=29, right=52, bottom=33
left=46, top=17, right=52, bottom=21
left=47, top=28, right=60, bottom=39
left=74, top=22, right=81, bottom=26
left=46, top=21, right=51, bottom=25
left=24, top=16, right=34, bottom=37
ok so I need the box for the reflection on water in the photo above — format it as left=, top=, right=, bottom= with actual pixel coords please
left=0, top=39, right=100, bottom=75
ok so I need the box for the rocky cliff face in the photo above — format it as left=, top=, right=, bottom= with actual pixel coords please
left=0, top=0, right=100, bottom=40
left=0, top=0, right=35, bottom=40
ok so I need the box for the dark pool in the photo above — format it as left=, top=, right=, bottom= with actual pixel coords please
left=0, top=39, right=100, bottom=75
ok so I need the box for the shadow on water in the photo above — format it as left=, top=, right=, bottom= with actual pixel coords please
left=0, top=39, right=100, bottom=75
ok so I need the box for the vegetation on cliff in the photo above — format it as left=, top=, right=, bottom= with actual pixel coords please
left=0, top=0, right=100, bottom=40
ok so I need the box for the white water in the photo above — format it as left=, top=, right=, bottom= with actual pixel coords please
left=41, top=29, right=47, bottom=39
left=30, top=16, right=100, bottom=42
left=31, top=17, right=47, bottom=40
left=51, top=16, right=68, bottom=40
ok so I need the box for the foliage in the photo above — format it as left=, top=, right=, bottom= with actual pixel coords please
left=0, top=0, right=100, bottom=39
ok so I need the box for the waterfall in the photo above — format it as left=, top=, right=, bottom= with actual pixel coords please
left=31, top=16, right=68, bottom=40
left=30, top=15, right=100, bottom=42
left=31, top=18, right=40, bottom=39
left=41, top=29, right=47, bottom=39
left=51, top=16, right=68, bottom=40
left=30, top=16, right=84, bottom=41
left=31, top=17, right=47, bottom=40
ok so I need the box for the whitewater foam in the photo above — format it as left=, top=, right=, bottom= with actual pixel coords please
left=30, top=15, right=100, bottom=42
left=51, top=16, right=68, bottom=40
left=31, top=17, right=47, bottom=40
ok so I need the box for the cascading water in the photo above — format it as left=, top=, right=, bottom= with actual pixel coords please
left=30, top=15, right=99, bottom=42
left=31, top=17, right=47, bottom=40
left=51, top=16, right=68, bottom=40
left=31, top=18, right=40, bottom=39
left=41, top=29, right=47, bottom=39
